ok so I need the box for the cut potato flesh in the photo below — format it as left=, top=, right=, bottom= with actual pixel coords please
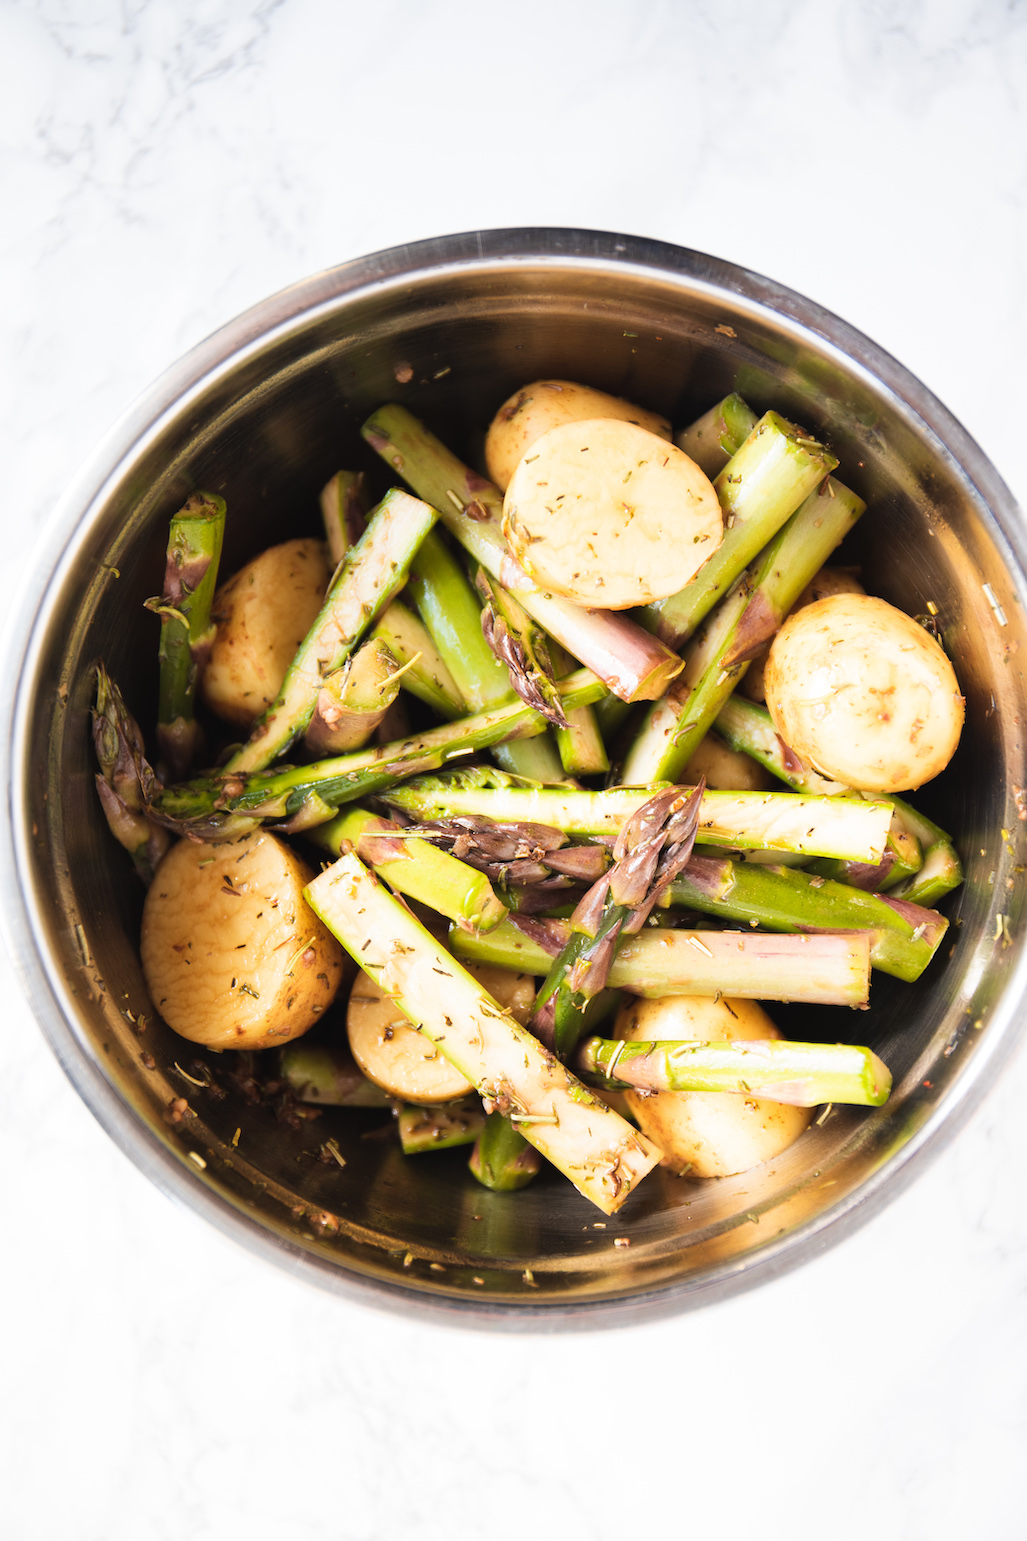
left=764, top=593, right=964, bottom=792
left=616, top=995, right=812, bottom=1178
left=485, top=378, right=671, bottom=492
left=347, top=961, right=537, bottom=1104
left=141, top=832, right=345, bottom=1049
left=201, top=537, right=330, bottom=727
left=502, top=419, right=722, bottom=609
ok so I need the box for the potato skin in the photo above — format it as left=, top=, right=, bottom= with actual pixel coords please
left=764, top=593, right=964, bottom=792
left=201, top=538, right=330, bottom=727
left=615, top=995, right=811, bottom=1178
left=141, top=832, right=345, bottom=1049
left=485, top=379, right=671, bottom=492
left=503, top=419, right=722, bottom=609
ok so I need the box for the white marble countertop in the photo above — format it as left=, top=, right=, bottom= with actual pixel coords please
left=2, top=3, right=1026, bottom=1538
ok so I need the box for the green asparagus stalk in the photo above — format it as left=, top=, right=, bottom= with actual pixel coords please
left=550, top=641, right=609, bottom=777
left=881, top=796, right=964, bottom=906
left=380, top=768, right=894, bottom=863
left=577, top=1036, right=892, bottom=1107
left=149, top=671, right=607, bottom=839
left=279, top=1041, right=391, bottom=1106
left=530, top=784, right=706, bottom=1056
left=662, top=853, right=947, bottom=981
left=304, top=850, right=661, bottom=1214
left=227, top=489, right=437, bottom=774
left=304, top=638, right=403, bottom=755
left=476, top=569, right=567, bottom=727
left=320, top=469, right=367, bottom=567
left=143, top=491, right=226, bottom=780
left=307, top=805, right=508, bottom=932
left=675, top=391, right=759, bottom=477
left=362, top=404, right=684, bottom=702
left=371, top=600, right=465, bottom=719
left=714, top=696, right=928, bottom=891
left=623, top=474, right=866, bottom=785
left=399, top=1099, right=486, bottom=1154
left=91, top=663, right=171, bottom=881
left=469, top=1112, right=542, bottom=1190
left=450, top=916, right=872, bottom=1007
left=638, top=411, right=838, bottom=648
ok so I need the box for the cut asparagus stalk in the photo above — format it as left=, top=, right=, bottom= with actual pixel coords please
left=674, top=391, right=758, bottom=477
left=362, top=404, right=684, bottom=702
left=304, top=850, right=661, bottom=1214
left=279, top=1041, right=391, bottom=1106
left=531, top=784, right=705, bottom=1057
left=577, top=1036, right=892, bottom=1107
left=307, top=805, right=508, bottom=932
left=452, top=917, right=871, bottom=1006
left=714, top=696, right=926, bottom=891
left=624, top=473, right=866, bottom=785
left=320, top=469, right=367, bottom=567
left=550, top=641, right=608, bottom=776
left=594, top=692, right=632, bottom=747
left=371, top=600, right=465, bottom=719
left=399, top=1099, right=486, bottom=1154
left=304, top=637, right=402, bottom=756
left=381, top=769, right=894, bottom=862
left=91, top=664, right=171, bottom=882
left=638, top=411, right=838, bottom=648
left=469, top=1112, right=542, bottom=1190
left=880, top=795, right=964, bottom=906
left=144, top=491, right=226, bottom=780
left=663, top=854, right=948, bottom=981
left=151, top=671, right=607, bottom=840
left=227, top=489, right=437, bottom=774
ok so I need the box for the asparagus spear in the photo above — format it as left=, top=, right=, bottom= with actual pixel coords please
left=531, top=784, right=706, bottom=1056
left=476, top=569, right=567, bottom=728
left=279, top=1041, right=391, bottom=1106
left=638, top=411, right=838, bottom=648
left=623, top=474, right=866, bottom=785
left=674, top=391, right=758, bottom=477
left=450, top=916, right=872, bottom=1007
left=714, top=696, right=929, bottom=891
left=469, top=1113, right=541, bottom=1190
left=320, top=469, right=367, bottom=567
left=380, top=768, right=895, bottom=863
left=304, top=638, right=403, bottom=755
left=550, top=641, right=609, bottom=777
left=91, top=664, right=170, bottom=882
left=886, top=800, right=963, bottom=906
left=307, top=805, right=508, bottom=932
left=400, top=814, right=609, bottom=891
left=362, top=404, right=684, bottom=702
left=371, top=600, right=465, bottom=719
left=399, top=1100, right=486, bottom=1154
left=577, top=1036, right=892, bottom=1107
left=406, top=528, right=562, bottom=780
left=143, top=491, right=226, bottom=780
left=663, top=853, right=947, bottom=981
left=149, top=670, right=607, bottom=839
left=227, top=489, right=438, bottom=774
left=304, top=850, right=661, bottom=1214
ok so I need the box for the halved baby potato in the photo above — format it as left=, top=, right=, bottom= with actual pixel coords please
left=346, top=962, right=536, bottom=1104
left=502, top=419, right=722, bottom=609
left=615, top=994, right=812, bottom=1178
left=485, top=379, right=671, bottom=492
left=742, top=566, right=866, bottom=704
left=201, top=537, right=331, bottom=727
left=141, top=831, right=346, bottom=1049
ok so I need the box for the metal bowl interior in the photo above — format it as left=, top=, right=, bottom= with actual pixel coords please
left=5, top=229, right=1027, bottom=1327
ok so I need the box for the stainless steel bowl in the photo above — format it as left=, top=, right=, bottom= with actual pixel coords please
left=4, top=228, right=1026, bottom=1327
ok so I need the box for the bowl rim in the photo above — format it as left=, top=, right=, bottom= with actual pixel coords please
left=4, top=225, right=1026, bottom=1331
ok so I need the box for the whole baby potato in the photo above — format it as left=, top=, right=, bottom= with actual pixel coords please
left=503, top=418, right=722, bottom=609
left=485, top=379, right=671, bottom=492
left=615, top=995, right=811, bottom=1178
left=764, top=593, right=964, bottom=792
left=201, top=537, right=330, bottom=726
left=141, top=831, right=346, bottom=1049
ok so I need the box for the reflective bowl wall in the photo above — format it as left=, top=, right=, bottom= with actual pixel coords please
left=5, top=229, right=1027, bottom=1326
